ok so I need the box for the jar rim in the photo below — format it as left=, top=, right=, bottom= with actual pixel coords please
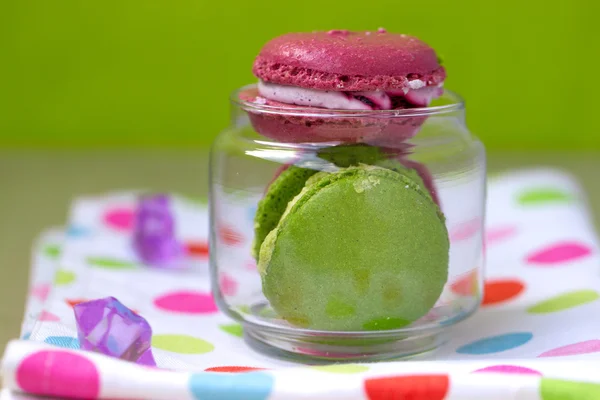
left=231, top=83, right=465, bottom=118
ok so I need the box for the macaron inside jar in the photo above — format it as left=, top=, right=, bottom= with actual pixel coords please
left=239, top=29, right=446, bottom=144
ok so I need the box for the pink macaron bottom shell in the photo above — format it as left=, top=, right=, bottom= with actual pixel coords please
left=239, top=88, right=427, bottom=145
left=248, top=111, right=420, bottom=144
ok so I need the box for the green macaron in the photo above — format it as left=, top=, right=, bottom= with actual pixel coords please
left=257, top=164, right=449, bottom=331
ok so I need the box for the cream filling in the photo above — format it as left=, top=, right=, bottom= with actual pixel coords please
left=257, top=80, right=373, bottom=110
left=257, top=80, right=441, bottom=109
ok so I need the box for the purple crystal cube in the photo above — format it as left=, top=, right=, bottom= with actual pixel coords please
left=73, top=297, right=156, bottom=366
left=132, top=194, right=185, bottom=267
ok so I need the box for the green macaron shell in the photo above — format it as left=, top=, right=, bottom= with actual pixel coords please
left=259, top=165, right=449, bottom=331
left=252, top=166, right=318, bottom=259
left=317, top=144, right=433, bottom=201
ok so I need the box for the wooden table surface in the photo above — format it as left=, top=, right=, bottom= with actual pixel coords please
left=1, top=150, right=599, bottom=353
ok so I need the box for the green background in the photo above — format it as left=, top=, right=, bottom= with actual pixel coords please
left=1, top=0, right=599, bottom=149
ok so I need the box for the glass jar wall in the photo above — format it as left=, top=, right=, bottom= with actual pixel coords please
left=209, top=85, right=485, bottom=362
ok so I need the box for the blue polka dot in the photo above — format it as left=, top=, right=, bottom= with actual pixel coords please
left=22, top=332, right=31, bottom=340
left=456, top=332, right=533, bottom=355
left=67, top=225, right=91, bottom=237
left=44, top=336, right=80, bottom=349
left=189, top=371, right=273, bottom=400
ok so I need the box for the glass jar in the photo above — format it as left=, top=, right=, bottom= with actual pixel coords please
left=209, top=84, right=485, bottom=362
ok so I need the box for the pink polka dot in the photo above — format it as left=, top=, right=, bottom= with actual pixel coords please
left=450, top=270, right=479, bottom=296
left=485, top=225, right=517, bottom=245
left=245, top=260, right=257, bottom=271
left=103, top=207, right=134, bottom=231
left=539, top=340, right=600, bottom=358
left=449, top=218, right=481, bottom=242
left=39, top=311, right=60, bottom=322
left=31, top=283, right=50, bottom=301
left=219, top=225, right=244, bottom=246
left=526, top=242, right=592, bottom=265
left=474, top=365, right=541, bottom=375
left=16, top=350, right=100, bottom=398
left=205, top=366, right=267, bottom=373
left=219, top=273, right=238, bottom=297
left=154, top=290, right=218, bottom=314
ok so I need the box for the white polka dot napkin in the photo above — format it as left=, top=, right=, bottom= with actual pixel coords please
left=3, top=168, right=600, bottom=400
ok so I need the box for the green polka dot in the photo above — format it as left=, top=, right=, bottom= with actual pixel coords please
left=87, top=257, right=137, bottom=270
left=258, top=307, right=278, bottom=319
left=237, top=305, right=251, bottom=315
left=222, top=187, right=252, bottom=200
left=528, top=290, right=599, bottom=314
left=54, top=270, right=76, bottom=286
left=486, top=171, right=503, bottom=181
left=152, top=334, right=214, bottom=354
left=310, top=364, right=369, bottom=374
left=518, top=188, right=574, bottom=206
left=44, top=245, right=61, bottom=259
left=186, top=195, right=208, bottom=206
left=541, top=378, right=600, bottom=400
left=219, top=323, right=243, bottom=338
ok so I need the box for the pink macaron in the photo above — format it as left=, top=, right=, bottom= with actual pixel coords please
left=238, top=29, right=445, bottom=144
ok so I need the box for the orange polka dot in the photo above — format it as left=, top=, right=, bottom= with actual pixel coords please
left=186, top=241, right=209, bottom=258
left=204, top=366, right=267, bottom=373
left=365, top=374, right=449, bottom=400
left=65, top=299, right=87, bottom=308
left=482, top=279, right=525, bottom=306
left=66, top=299, right=139, bottom=314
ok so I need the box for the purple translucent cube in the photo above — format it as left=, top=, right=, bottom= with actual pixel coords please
left=132, top=194, right=185, bottom=267
left=73, top=297, right=156, bottom=366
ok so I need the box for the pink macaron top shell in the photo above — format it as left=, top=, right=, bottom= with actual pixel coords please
left=253, top=30, right=445, bottom=92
